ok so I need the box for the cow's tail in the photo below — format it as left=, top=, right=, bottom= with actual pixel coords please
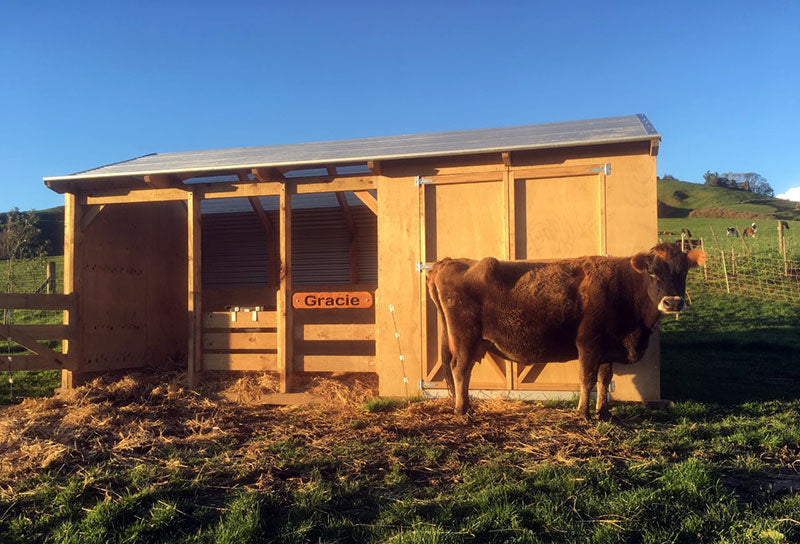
left=426, top=263, right=455, bottom=396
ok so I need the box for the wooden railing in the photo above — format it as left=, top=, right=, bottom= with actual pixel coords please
left=200, top=304, right=376, bottom=373
left=0, top=293, right=75, bottom=371
left=202, top=308, right=278, bottom=371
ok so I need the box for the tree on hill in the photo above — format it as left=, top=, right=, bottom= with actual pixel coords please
left=703, top=171, right=732, bottom=188
left=658, top=174, right=679, bottom=182
left=722, top=172, right=774, bottom=197
left=703, top=170, right=774, bottom=197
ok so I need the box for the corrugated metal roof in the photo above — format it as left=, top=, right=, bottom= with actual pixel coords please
left=44, top=114, right=659, bottom=182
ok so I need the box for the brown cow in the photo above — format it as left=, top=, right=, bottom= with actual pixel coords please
left=426, top=243, right=705, bottom=421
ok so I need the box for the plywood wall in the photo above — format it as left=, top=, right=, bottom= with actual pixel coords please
left=78, top=202, right=187, bottom=372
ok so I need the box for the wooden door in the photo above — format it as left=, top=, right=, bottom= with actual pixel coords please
left=419, top=172, right=512, bottom=391
left=419, top=165, right=609, bottom=394
left=510, top=165, right=608, bottom=391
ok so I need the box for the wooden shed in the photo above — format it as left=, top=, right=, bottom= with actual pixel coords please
left=42, top=114, right=662, bottom=402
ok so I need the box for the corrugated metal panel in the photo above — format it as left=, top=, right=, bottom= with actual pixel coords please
left=45, top=114, right=660, bottom=181
left=202, top=199, right=377, bottom=286
left=201, top=192, right=366, bottom=215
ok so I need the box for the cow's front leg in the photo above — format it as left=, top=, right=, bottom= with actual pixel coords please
left=577, top=354, right=600, bottom=421
left=596, top=362, right=613, bottom=421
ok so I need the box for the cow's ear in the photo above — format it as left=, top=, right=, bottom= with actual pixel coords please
left=630, top=252, right=651, bottom=274
left=686, top=249, right=706, bottom=269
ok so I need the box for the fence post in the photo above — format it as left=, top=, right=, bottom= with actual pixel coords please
left=720, top=249, right=730, bottom=294
left=46, top=261, right=55, bottom=294
left=700, top=238, right=708, bottom=280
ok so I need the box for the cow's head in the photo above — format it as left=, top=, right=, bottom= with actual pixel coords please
left=631, top=243, right=706, bottom=314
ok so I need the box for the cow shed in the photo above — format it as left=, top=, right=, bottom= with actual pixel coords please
left=44, top=114, right=662, bottom=402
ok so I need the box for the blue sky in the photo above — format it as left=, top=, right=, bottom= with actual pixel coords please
left=2, top=1, right=799, bottom=211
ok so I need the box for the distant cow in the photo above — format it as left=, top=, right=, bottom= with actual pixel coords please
left=726, top=227, right=738, bottom=237
left=426, top=243, right=705, bottom=421
left=743, top=222, right=757, bottom=237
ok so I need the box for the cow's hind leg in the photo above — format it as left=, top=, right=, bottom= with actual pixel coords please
left=596, top=362, right=613, bottom=421
left=577, top=352, right=600, bottom=421
left=451, top=358, right=477, bottom=415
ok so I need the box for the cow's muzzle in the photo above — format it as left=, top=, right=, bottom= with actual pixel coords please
left=658, top=296, right=685, bottom=313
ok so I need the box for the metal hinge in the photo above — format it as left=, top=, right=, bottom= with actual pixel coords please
left=588, top=163, right=611, bottom=175
left=415, top=176, right=434, bottom=186
left=416, top=262, right=433, bottom=273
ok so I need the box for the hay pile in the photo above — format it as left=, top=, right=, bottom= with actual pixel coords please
left=0, top=371, right=638, bottom=492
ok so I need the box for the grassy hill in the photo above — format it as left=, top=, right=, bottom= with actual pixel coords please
left=658, top=179, right=800, bottom=220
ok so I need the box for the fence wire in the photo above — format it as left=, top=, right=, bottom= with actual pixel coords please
left=693, top=249, right=800, bottom=303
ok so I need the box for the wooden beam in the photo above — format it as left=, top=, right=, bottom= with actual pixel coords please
left=0, top=324, right=65, bottom=364
left=82, top=175, right=377, bottom=205
left=245, top=195, right=277, bottom=284
left=83, top=188, right=189, bottom=206
left=1, top=324, right=70, bottom=340
left=511, top=164, right=606, bottom=181
left=144, top=173, right=185, bottom=189
left=367, top=160, right=382, bottom=175
left=62, top=193, right=81, bottom=388
left=252, top=167, right=286, bottom=182
left=3, top=355, right=70, bottom=371
left=0, top=293, right=75, bottom=311
left=650, top=139, right=660, bottom=156
left=353, top=191, right=377, bottom=215
left=203, top=352, right=277, bottom=371
left=335, top=192, right=359, bottom=284
left=277, top=183, right=293, bottom=393
left=501, top=152, right=511, bottom=167
left=187, top=191, right=202, bottom=387
left=80, top=204, right=105, bottom=231
left=326, top=166, right=337, bottom=178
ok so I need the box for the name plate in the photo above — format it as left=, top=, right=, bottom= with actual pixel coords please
left=292, top=291, right=373, bottom=309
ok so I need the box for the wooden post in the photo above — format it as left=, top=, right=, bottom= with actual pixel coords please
left=778, top=222, right=789, bottom=276
left=46, top=261, right=55, bottom=294
left=277, top=182, right=293, bottom=393
left=720, top=249, right=730, bottom=294
left=62, top=193, right=82, bottom=388
left=187, top=191, right=202, bottom=387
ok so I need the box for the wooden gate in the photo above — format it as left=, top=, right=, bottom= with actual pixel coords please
left=419, top=164, right=609, bottom=394
left=0, top=293, right=76, bottom=371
